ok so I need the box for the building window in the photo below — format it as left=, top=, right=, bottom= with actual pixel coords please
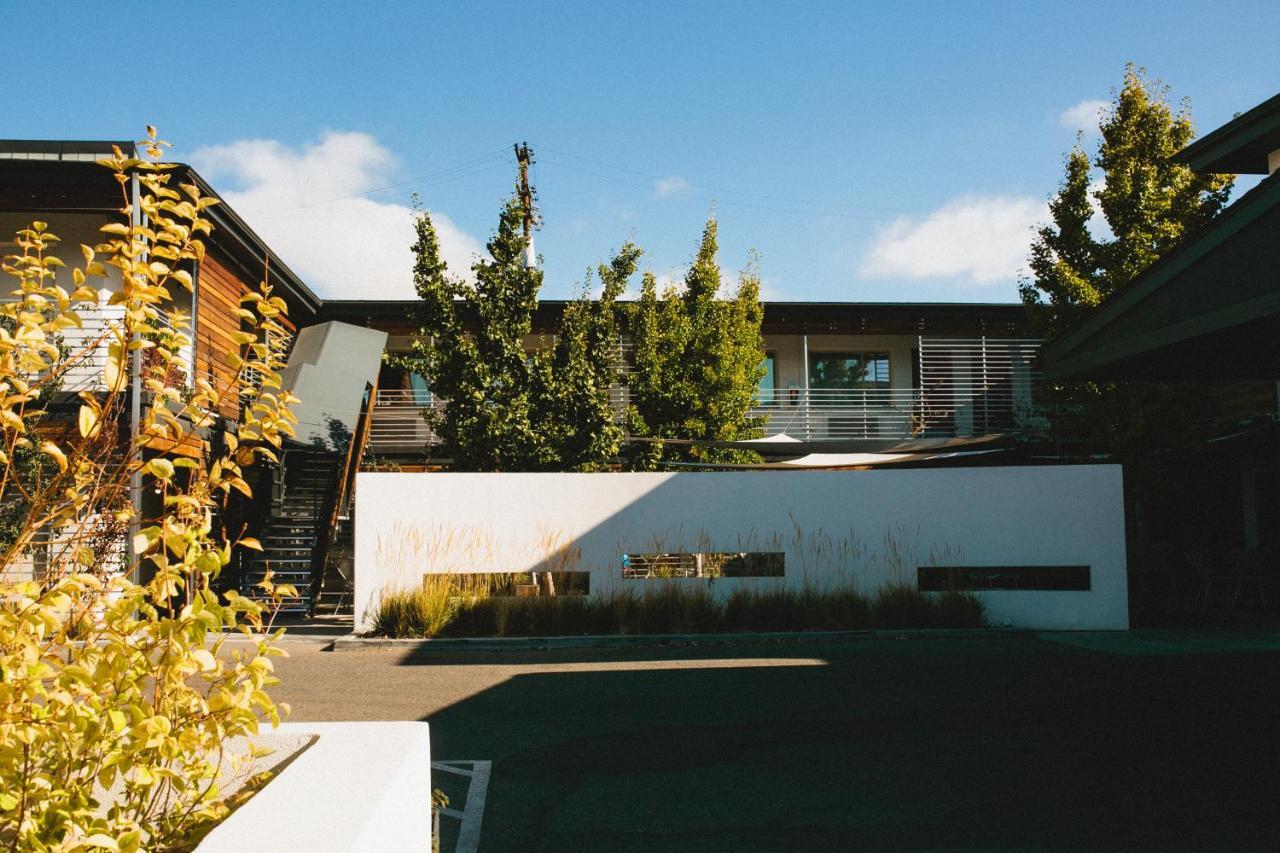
left=621, top=552, right=785, bottom=578
left=809, top=352, right=890, bottom=402
left=408, top=372, right=431, bottom=404
left=240, top=328, right=293, bottom=397
left=757, top=352, right=776, bottom=403
left=917, top=565, right=1091, bottom=591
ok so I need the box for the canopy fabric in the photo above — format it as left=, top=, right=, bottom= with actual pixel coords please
left=658, top=448, right=1003, bottom=470
left=631, top=433, right=1006, bottom=456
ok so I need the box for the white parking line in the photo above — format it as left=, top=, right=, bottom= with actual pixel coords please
left=432, top=760, right=492, bottom=853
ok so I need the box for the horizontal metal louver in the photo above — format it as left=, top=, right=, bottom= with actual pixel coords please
left=916, top=337, right=1042, bottom=436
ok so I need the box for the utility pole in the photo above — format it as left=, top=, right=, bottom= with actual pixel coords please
left=513, top=142, right=539, bottom=268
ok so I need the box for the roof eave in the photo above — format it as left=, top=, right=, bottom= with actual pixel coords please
left=1174, top=92, right=1280, bottom=175
left=1043, top=170, right=1280, bottom=380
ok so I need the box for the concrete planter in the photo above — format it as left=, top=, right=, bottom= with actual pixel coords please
left=198, top=721, right=432, bottom=853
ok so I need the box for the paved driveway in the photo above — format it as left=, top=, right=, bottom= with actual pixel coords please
left=270, top=633, right=1280, bottom=852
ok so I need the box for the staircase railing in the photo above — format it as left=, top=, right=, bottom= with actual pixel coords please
left=309, top=380, right=377, bottom=609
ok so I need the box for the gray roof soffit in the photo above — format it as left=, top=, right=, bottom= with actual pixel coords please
left=1043, top=170, right=1280, bottom=377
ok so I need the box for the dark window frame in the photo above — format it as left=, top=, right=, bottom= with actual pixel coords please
left=808, top=351, right=892, bottom=390
left=917, top=565, right=1091, bottom=592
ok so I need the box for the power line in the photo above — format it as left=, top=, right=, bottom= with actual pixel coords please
left=245, top=149, right=513, bottom=218
left=537, top=144, right=922, bottom=215
left=537, top=157, right=905, bottom=222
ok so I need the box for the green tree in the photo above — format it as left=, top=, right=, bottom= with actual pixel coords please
left=1020, top=66, right=1234, bottom=457
left=406, top=201, right=632, bottom=471
left=1019, top=144, right=1102, bottom=334
left=626, top=218, right=766, bottom=467
left=1021, top=64, right=1233, bottom=336
left=532, top=243, right=640, bottom=471
left=406, top=199, right=547, bottom=470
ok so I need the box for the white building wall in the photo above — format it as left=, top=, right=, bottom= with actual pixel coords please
left=1, top=212, right=195, bottom=391
left=354, top=466, right=1128, bottom=632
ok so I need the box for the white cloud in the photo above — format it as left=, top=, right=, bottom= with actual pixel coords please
left=860, top=195, right=1045, bottom=285
left=1086, top=178, right=1110, bottom=239
left=1059, top=99, right=1109, bottom=133
left=654, top=176, right=691, bottom=198
left=653, top=266, right=684, bottom=290
left=758, top=278, right=788, bottom=301
left=190, top=131, right=482, bottom=299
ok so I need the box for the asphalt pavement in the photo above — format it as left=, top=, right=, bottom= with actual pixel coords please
left=269, top=632, right=1280, bottom=852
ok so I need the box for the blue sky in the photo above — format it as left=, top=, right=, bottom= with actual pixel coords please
left=7, top=1, right=1276, bottom=302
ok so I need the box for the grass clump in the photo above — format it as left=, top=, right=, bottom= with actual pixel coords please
left=367, top=582, right=457, bottom=638
left=367, top=576, right=986, bottom=638
left=932, top=589, right=987, bottom=628
left=871, top=583, right=986, bottom=629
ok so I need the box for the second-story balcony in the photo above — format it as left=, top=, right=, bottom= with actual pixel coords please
left=365, top=335, right=1043, bottom=454
left=367, top=389, right=444, bottom=456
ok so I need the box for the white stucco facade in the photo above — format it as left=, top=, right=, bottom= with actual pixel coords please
left=354, top=466, right=1129, bottom=631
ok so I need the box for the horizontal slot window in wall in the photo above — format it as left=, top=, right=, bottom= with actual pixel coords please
left=621, top=552, right=785, bottom=579
left=424, top=571, right=590, bottom=596
left=917, top=565, right=1091, bottom=592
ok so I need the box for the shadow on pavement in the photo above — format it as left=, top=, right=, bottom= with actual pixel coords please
left=420, top=636, right=1280, bottom=853
left=393, top=636, right=847, bottom=668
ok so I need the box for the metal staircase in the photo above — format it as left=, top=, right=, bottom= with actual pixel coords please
left=239, top=448, right=341, bottom=615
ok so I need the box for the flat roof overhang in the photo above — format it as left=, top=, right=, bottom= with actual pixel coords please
left=0, top=157, right=322, bottom=322
left=320, top=299, right=1030, bottom=337
left=1043, top=171, right=1280, bottom=382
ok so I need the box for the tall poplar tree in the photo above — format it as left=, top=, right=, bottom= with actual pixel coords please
left=1021, top=65, right=1233, bottom=338
left=532, top=243, right=641, bottom=471
left=405, top=200, right=632, bottom=471
left=626, top=218, right=766, bottom=467
left=406, top=198, right=548, bottom=470
left=1019, top=144, right=1102, bottom=334
left=1020, top=65, right=1234, bottom=458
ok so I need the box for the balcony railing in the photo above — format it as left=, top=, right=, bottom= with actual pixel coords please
left=367, top=383, right=1039, bottom=452
left=365, top=337, right=1042, bottom=452
left=748, top=388, right=922, bottom=440
left=367, top=389, right=446, bottom=454
left=746, top=385, right=1035, bottom=440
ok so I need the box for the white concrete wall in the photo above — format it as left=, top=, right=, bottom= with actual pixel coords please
left=355, top=466, right=1128, bottom=631
left=197, top=721, right=431, bottom=853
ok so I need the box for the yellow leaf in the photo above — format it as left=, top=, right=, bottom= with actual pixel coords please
left=102, top=355, right=127, bottom=393
left=40, top=441, right=67, bottom=472
left=239, top=537, right=263, bottom=551
left=146, top=458, right=175, bottom=480
left=79, top=404, right=100, bottom=438
left=107, top=709, right=127, bottom=733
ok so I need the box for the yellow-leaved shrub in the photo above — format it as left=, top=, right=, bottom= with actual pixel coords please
left=0, top=130, right=299, bottom=851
